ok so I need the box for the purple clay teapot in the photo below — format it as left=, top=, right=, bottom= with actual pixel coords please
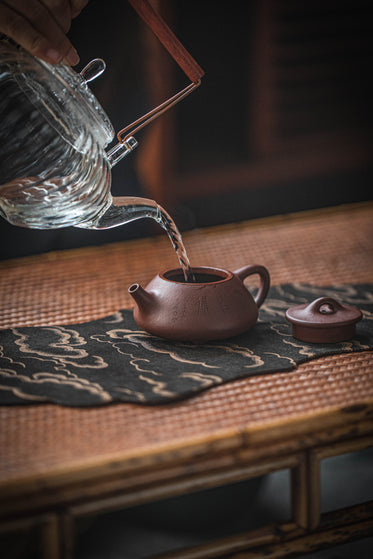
left=128, top=265, right=270, bottom=343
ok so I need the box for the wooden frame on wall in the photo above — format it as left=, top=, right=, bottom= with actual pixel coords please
left=135, top=0, right=373, bottom=208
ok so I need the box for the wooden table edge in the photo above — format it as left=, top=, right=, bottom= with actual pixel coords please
left=1, top=399, right=372, bottom=504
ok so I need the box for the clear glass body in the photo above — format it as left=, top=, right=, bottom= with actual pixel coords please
left=0, top=40, right=195, bottom=280
left=0, top=40, right=117, bottom=229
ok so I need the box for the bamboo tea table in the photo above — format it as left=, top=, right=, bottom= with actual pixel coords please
left=0, top=202, right=372, bottom=558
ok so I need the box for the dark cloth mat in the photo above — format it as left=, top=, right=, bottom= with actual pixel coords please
left=0, top=283, right=372, bottom=406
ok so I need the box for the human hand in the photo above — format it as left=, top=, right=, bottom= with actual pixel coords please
left=0, top=0, right=89, bottom=65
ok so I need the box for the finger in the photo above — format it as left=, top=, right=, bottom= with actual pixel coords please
left=69, top=0, right=89, bottom=19
left=39, top=0, right=72, bottom=33
left=0, top=0, right=79, bottom=64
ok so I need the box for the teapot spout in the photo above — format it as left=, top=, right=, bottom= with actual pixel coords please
left=128, top=283, right=154, bottom=313
left=80, top=196, right=163, bottom=230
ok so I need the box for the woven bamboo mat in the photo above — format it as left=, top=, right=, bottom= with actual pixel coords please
left=0, top=203, right=373, bottom=482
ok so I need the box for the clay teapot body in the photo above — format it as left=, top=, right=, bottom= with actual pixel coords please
left=129, top=265, right=270, bottom=342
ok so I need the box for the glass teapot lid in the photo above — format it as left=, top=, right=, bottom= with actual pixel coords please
left=3, top=40, right=115, bottom=150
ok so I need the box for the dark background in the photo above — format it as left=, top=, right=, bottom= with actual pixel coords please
left=1, top=0, right=372, bottom=260
left=1, top=3, right=372, bottom=557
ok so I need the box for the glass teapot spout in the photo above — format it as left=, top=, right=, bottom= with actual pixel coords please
left=80, top=196, right=165, bottom=230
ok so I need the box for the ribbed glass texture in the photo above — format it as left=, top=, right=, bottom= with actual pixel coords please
left=0, top=41, right=113, bottom=229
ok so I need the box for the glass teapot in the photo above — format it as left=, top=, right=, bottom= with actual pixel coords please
left=0, top=0, right=204, bottom=230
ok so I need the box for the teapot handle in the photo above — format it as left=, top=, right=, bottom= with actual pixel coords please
left=128, top=0, right=204, bottom=83
left=116, top=0, right=204, bottom=144
left=234, top=265, right=270, bottom=309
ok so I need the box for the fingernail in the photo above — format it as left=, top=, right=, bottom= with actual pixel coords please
left=66, top=47, right=80, bottom=66
left=45, top=48, right=63, bottom=64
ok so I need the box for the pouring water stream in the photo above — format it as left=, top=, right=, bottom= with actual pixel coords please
left=81, top=196, right=195, bottom=283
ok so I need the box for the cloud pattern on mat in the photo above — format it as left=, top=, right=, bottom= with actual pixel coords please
left=0, top=284, right=372, bottom=406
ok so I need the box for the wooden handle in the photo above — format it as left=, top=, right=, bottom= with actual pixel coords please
left=128, top=0, right=204, bottom=82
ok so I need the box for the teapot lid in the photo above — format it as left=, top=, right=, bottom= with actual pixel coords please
left=285, top=297, right=362, bottom=343
left=2, top=40, right=114, bottom=150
